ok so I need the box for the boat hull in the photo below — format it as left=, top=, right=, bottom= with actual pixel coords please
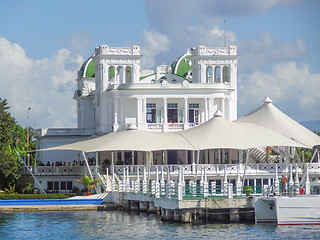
left=254, top=196, right=320, bottom=225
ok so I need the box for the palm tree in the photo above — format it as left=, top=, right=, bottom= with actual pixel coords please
left=76, top=174, right=101, bottom=193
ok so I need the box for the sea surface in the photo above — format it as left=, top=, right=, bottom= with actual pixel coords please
left=0, top=211, right=319, bottom=240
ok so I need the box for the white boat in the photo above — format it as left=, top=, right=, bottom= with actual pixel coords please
left=254, top=195, right=320, bottom=225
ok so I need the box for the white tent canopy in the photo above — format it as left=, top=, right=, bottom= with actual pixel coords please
left=40, top=98, right=317, bottom=153
left=43, top=129, right=196, bottom=152
left=176, top=110, right=306, bottom=150
left=43, top=110, right=306, bottom=153
left=235, top=97, right=320, bottom=149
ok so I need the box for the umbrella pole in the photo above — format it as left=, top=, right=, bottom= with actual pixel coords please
left=82, top=151, right=94, bottom=180
left=300, top=148, right=318, bottom=188
left=147, top=151, right=151, bottom=184
left=242, top=149, right=249, bottom=188
left=111, top=151, right=114, bottom=176
left=17, top=152, right=46, bottom=194
left=195, top=150, right=200, bottom=181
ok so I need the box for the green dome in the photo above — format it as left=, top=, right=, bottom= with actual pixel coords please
left=171, top=50, right=192, bottom=78
left=79, top=56, right=95, bottom=78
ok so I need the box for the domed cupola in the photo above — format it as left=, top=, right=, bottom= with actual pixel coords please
left=171, top=49, right=192, bottom=80
left=78, top=55, right=95, bottom=78
left=75, top=55, right=96, bottom=98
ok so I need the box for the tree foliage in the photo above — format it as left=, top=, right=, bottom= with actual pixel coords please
left=76, top=174, right=101, bottom=192
left=0, top=98, right=15, bottom=151
left=296, top=131, right=320, bottom=162
left=0, top=98, right=35, bottom=190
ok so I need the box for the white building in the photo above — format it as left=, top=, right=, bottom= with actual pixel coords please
left=33, top=44, right=238, bottom=192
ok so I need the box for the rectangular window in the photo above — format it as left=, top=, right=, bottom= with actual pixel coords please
left=167, top=103, right=178, bottom=123
left=146, top=103, right=157, bottom=123
left=54, top=182, right=59, bottom=191
left=146, top=103, right=156, bottom=108
left=47, top=182, right=53, bottom=191
left=189, top=103, right=199, bottom=109
left=188, top=103, right=199, bottom=123
left=168, top=103, right=178, bottom=109
left=67, top=181, right=73, bottom=190
left=61, top=181, right=67, bottom=190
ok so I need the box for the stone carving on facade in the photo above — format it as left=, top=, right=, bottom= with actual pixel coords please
left=182, top=80, right=190, bottom=87
left=108, top=48, right=132, bottom=55
left=185, top=70, right=192, bottom=80
left=207, top=48, right=228, bottom=56
left=81, top=81, right=92, bottom=96
left=161, top=80, right=168, bottom=87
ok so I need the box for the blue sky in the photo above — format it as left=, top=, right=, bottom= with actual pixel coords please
left=0, top=0, right=319, bottom=129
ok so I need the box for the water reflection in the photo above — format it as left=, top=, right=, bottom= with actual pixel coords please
left=0, top=211, right=320, bottom=240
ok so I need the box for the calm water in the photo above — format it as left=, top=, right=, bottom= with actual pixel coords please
left=0, top=211, right=319, bottom=240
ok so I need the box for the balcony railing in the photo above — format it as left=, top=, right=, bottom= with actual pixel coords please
left=146, top=122, right=198, bottom=132
left=21, top=163, right=320, bottom=179
left=113, top=163, right=320, bottom=177
left=21, top=166, right=96, bottom=176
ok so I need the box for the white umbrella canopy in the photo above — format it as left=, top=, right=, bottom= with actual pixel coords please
left=44, top=129, right=196, bottom=152
left=235, top=97, right=320, bottom=149
left=176, top=110, right=307, bottom=150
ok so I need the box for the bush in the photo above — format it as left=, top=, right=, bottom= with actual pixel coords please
left=0, top=193, right=76, bottom=200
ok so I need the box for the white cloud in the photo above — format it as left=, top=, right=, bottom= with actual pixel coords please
left=141, top=30, right=170, bottom=69
left=238, top=61, right=320, bottom=121
left=0, top=38, right=84, bottom=128
left=237, top=32, right=307, bottom=73
left=200, top=0, right=300, bottom=16
left=69, top=32, right=92, bottom=55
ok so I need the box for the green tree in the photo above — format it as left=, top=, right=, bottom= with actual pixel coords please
left=76, top=174, right=101, bottom=193
left=296, top=131, right=320, bottom=162
left=0, top=98, right=15, bottom=151
left=0, top=98, right=23, bottom=189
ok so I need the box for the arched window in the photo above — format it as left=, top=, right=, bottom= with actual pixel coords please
left=223, top=66, right=230, bottom=83
left=214, top=66, right=221, bottom=83
left=108, top=66, right=115, bottom=82
left=206, top=66, right=213, bottom=83
left=125, top=66, right=132, bottom=84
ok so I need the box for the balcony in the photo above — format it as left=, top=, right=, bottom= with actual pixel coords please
left=36, top=128, right=95, bottom=137
left=21, top=165, right=97, bottom=176
left=145, top=123, right=199, bottom=132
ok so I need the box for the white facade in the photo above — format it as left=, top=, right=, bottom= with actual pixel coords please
left=75, top=45, right=237, bottom=135
left=34, top=44, right=238, bottom=192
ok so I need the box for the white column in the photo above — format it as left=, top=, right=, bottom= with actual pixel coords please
left=122, top=66, right=126, bottom=84
left=142, top=98, right=147, bottom=130
left=221, top=98, right=225, bottom=118
left=208, top=98, right=214, bottom=119
left=224, top=98, right=230, bottom=120
left=163, top=97, right=168, bottom=131
left=115, top=66, right=119, bottom=84
left=113, top=97, right=119, bottom=131
left=200, top=63, right=206, bottom=83
left=305, top=166, right=310, bottom=194
left=136, top=98, right=142, bottom=128
left=275, top=165, right=280, bottom=195
left=184, top=97, right=188, bottom=129
left=204, top=97, right=208, bottom=122
left=163, top=98, right=167, bottom=123
left=294, top=165, right=300, bottom=195
left=120, top=98, right=124, bottom=127
left=121, top=151, right=125, bottom=165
